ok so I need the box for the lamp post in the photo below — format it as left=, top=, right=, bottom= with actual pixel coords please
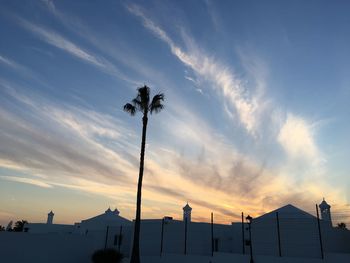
left=246, top=215, right=254, bottom=263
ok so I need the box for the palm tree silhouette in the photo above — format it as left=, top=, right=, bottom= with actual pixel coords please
left=124, top=85, right=164, bottom=263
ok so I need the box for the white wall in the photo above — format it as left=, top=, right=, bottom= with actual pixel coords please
left=124, top=219, right=350, bottom=259
left=323, top=228, right=350, bottom=253
left=2, top=216, right=350, bottom=263
left=0, top=232, right=103, bottom=263
left=136, top=220, right=233, bottom=256
left=27, top=223, right=74, bottom=234
left=250, top=218, right=322, bottom=258
left=128, top=252, right=350, bottom=263
left=104, top=225, right=133, bottom=257
left=1, top=231, right=350, bottom=263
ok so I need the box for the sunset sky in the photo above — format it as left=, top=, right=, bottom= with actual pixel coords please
left=1, top=0, right=350, bottom=226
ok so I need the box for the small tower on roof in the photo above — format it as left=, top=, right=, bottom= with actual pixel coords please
left=183, top=202, right=192, bottom=222
left=319, top=198, right=332, bottom=226
left=47, top=211, right=54, bottom=225
left=105, top=207, right=120, bottom=215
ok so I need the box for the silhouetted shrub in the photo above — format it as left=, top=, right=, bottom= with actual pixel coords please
left=337, top=222, right=347, bottom=229
left=91, top=249, right=123, bottom=263
left=13, top=220, right=28, bottom=232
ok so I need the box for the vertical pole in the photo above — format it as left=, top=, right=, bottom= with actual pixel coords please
left=249, top=222, right=253, bottom=263
left=104, top=225, right=109, bottom=249
left=184, top=217, right=188, bottom=255
left=276, top=212, right=282, bottom=257
left=241, top=212, right=245, bottom=254
left=211, top=212, right=214, bottom=257
left=316, top=204, right=324, bottom=259
left=160, top=218, right=164, bottom=257
left=118, top=226, right=123, bottom=252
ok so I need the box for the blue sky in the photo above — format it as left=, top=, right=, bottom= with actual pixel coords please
left=0, top=0, right=349, bottom=225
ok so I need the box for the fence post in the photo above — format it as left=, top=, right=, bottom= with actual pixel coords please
left=104, top=225, right=109, bottom=249
left=241, top=212, right=245, bottom=254
left=316, top=204, right=324, bottom=259
left=160, top=218, right=164, bottom=257
left=118, top=225, right=123, bottom=252
left=184, top=217, right=188, bottom=255
left=276, top=212, right=282, bottom=257
left=211, top=212, right=214, bottom=257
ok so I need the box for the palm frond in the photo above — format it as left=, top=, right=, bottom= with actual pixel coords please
left=137, top=85, right=150, bottom=110
left=123, top=103, right=136, bottom=116
left=150, top=93, right=164, bottom=114
left=132, top=98, right=143, bottom=111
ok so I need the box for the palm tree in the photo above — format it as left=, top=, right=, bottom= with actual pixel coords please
left=124, top=85, right=164, bottom=263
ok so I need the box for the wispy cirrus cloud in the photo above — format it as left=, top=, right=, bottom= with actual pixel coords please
left=0, top=78, right=263, bottom=222
left=0, top=176, right=52, bottom=188
left=40, top=0, right=56, bottom=13
left=0, top=55, right=19, bottom=69
left=0, top=54, right=49, bottom=86
left=0, top=75, right=342, bottom=223
left=0, top=82, right=137, bottom=185
left=0, top=80, right=247, bottom=222
left=278, top=114, right=319, bottom=162
left=18, top=18, right=101, bottom=65
left=126, top=4, right=260, bottom=135
left=125, top=3, right=327, bottom=165
left=15, top=16, right=137, bottom=85
left=39, top=0, right=171, bottom=91
left=276, top=113, right=326, bottom=188
left=124, top=3, right=324, bottom=168
left=123, top=3, right=346, bottom=218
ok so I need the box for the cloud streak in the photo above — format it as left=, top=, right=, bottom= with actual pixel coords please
left=278, top=114, right=319, bottom=162
left=16, top=16, right=137, bottom=84
left=126, top=4, right=260, bottom=135
left=0, top=54, right=49, bottom=87
left=124, top=5, right=350, bottom=224
left=0, top=83, right=138, bottom=186
left=0, top=55, right=19, bottom=69
left=0, top=175, right=52, bottom=188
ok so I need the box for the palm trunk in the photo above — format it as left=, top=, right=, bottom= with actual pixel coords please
left=130, top=113, right=148, bottom=263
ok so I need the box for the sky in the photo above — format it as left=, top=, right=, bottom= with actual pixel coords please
left=0, top=0, right=350, bottom=226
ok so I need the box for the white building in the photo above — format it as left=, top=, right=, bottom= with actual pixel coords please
left=73, top=207, right=131, bottom=234
left=26, top=209, right=74, bottom=234
left=2, top=199, right=349, bottom=263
